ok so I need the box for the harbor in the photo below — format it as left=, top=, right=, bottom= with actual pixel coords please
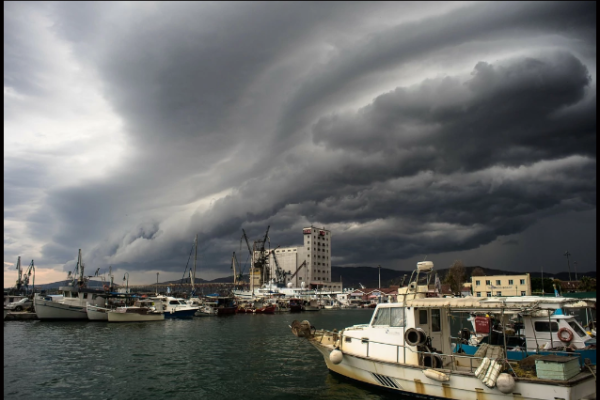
left=4, top=309, right=376, bottom=400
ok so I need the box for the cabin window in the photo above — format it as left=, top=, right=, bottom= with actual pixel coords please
left=169, top=301, right=179, bottom=305
left=568, top=321, right=587, bottom=337
left=419, top=309, right=428, bottom=325
left=534, top=321, right=559, bottom=332
left=391, top=308, right=405, bottom=327
left=372, top=308, right=390, bottom=326
left=431, top=309, right=441, bottom=332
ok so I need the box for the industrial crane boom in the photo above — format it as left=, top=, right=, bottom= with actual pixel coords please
left=289, top=260, right=307, bottom=281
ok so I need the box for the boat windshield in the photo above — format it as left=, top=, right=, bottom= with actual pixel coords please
left=372, top=307, right=406, bottom=327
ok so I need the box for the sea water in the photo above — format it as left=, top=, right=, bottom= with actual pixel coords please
left=4, top=309, right=406, bottom=400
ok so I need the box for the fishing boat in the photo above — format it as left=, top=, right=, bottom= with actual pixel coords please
left=453, top=297, right=597, bottom=366
left=195, top=305, right=218, bottom=317
left=254, top=303, right=276, bottom=314
left=301, top=298, right=320, bottom=311
left=86, top=304, right=111, bottom=321
left=196, top=295, right=237, bottom=316
left=289, top=298, right=302, bottom=313
left=290, top=261, right=596, bottom=400
left=34, top=249, right=106, bottom=320
left=107, top=299, right=165, bottom=322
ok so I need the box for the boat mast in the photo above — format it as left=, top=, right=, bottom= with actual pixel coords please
left=77, top=249, right=85, bottom=288
left=192, top=234, right=198, bottom=296
left=541, top=265, right=544, bottom=296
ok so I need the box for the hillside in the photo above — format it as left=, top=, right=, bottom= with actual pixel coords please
left=8, top=266, right=594, bottom=291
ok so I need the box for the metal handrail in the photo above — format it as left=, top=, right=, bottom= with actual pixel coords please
left=342, top=334, right=489, bottom=373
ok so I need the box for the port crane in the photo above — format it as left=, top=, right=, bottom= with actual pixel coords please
left=288, top=260, right=307, bottom=287
left=11, top=256, right=36, bottom=295
left=231, top=251, right=245, bottom=287
left=268, top=246, right=288, bottom=285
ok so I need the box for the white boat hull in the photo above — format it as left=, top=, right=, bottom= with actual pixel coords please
left=312, top=342, right=596, bottom=400
left=107, top=311, right=164, bottom=322
left=34, top=297, right=87, bottom=320
left=3, top=309, right=8, bottom=320
left=86, top=305, right=110, bottom=321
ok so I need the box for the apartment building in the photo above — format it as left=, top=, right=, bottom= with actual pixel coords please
left=471, top=273, right=531, bottom=297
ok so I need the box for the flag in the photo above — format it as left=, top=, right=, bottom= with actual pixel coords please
left=167, top=286, right=171, bottom=294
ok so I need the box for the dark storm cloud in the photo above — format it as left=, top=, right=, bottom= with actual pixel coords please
left=4, top=2, right=596, bottom=278
left=312, top=52, right=593, bottom=171
left=274, top=1, right=596, bottom=147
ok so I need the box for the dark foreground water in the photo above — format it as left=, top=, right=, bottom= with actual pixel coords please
left=4, top=309, right=408, bottom=400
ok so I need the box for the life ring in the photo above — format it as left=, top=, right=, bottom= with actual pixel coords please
left=558, top=327, right=574, bottom=343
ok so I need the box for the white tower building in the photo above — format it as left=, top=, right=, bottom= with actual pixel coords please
left=269, top=226, right=340, bottom=291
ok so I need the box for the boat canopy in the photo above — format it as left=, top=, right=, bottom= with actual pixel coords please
left=385, top=296, right=595, bottom=311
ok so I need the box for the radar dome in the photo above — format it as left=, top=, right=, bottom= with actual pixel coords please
left=417, top=261, right=434, bottom=272
left=287, top=282, right=293, bottom=288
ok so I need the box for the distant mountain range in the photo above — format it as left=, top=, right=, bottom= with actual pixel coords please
left=6, top=266, right=595, bottom=291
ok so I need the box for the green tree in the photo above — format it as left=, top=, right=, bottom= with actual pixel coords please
left=531, top=278, right=554, bottom=294
left=579, top=276, right=596, bottom=292
left=444, top=260, right=465, bottom=294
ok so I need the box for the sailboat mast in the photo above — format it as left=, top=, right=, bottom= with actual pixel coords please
left=78, top=249, right=85, bottom=288
left=541, top=265, right=544, bottom=296
left=192, top=234, right=198, bottom=293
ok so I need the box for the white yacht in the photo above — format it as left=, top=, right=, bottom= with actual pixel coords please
left=291, top=261, right=596, bottom=400
left=150, top=295, right=199, bottom=318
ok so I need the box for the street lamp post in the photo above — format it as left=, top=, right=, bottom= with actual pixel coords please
left=573, top=261, right=578, bottom=281
left=123, top=272, right=129, bottom=293
left=156, top=272, right=159, bottom=295
left=378, top=265, right=381, bottom=289
left=564, top=251, right=572, bottom=282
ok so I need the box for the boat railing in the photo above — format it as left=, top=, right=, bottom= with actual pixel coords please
left=341, top=335, right=490, bottom=374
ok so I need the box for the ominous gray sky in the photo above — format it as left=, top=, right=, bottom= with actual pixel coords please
left=4, top=1, right=596, bottom=284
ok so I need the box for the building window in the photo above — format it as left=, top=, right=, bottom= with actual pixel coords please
left=485, top=280, right=490, bottom=285
left=476, top=292, right=481, bottom=297
left=476, top=280, right=480, bottom=286
left=508, top=279, right=513, bottom=285
left=496, top=291, right=502, bottom=296
left=520, top=279, right=525, bottom=285
left=486, top=292, right=491, bottom=297
left=496, top=280, right=501, bottom=285
left=521, top=291, right=526, bottom=296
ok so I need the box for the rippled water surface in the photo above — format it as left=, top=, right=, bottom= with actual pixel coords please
left=5, top=310, right=409, bottom=400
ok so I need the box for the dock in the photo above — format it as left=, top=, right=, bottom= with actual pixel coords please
left=4, top=311, right=38, bottom=321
